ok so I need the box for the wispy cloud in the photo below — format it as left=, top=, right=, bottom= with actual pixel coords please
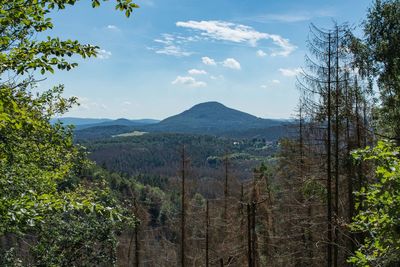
left=155, top=46, right=192, bottom=57
left=154, top=33, right=175, bottom=45
left=222, top=58, right=241, bottom=70
left=202, top=56, right=217, bottom=66
left=176, top=20, right=296, bottom=57
left=188, top=69, right=207, bottom=75
left=151, top=34, right=194, bottom=57
left=74, top=96, right=108, bottom=111
left=279, top=67, right=302, bottom=77
left=268, top=35, right=296, bottom=57
left=172, top=76, right=207, bottom=88
left=97, top=49, right=112, bottom=59
left=245, top=9, right=335, bottom=23
left=177, top=20, right=266, bottom=46
left=261, top=79, right=281, bottom=89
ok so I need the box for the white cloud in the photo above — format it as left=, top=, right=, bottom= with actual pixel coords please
left=176, top=20, right=296, bottom=56
left=202, top=56, right=217, bottom=66
left=269, top=35, right=296, bottom=56
left=188, top=69, right=207, bottom=75
left=257, top=49, right=267, bottom=57
left=222, top=58, right=241, bottom=70
left=106, top=25, right=120, bottom=31
left=155, top=45, right=192, bottom=57
left=172, top=76, right=207, bottom=88
left=272, top=79, right=281, bottom=84
left=97, top=49, right=112, bottom=59
left=123, top=101, right=132, bottom=105
left=202, top=56, right=241, bottom=70
left=279, top=67, right=302, bottom=77
left=260, top=85, right=268, bottom=89
left=177, top=20, right=266, bottom=46
left=154, top=33, right=175, bottom=45
left=152, top=34, right=193, bottom=57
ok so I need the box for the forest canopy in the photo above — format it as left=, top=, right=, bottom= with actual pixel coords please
left=0, top=0, right=138, bottom=265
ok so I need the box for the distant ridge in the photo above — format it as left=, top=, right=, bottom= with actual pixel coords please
left=51, top=117, right=112, bottom=126
left=52, top=117, right=160, bottom=130
left=75, top=118, right=159, bottom=130
left=74, top=101, right=293, bottom=140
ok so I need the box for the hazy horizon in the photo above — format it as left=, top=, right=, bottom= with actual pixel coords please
left=54, top=101, right=294, bottom=120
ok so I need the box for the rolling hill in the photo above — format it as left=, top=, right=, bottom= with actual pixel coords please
left=74, top=102, right=294, bottom=140
left=145, top=101, right=286, bottom=134
left=50, top=117, right=112, bottom=125
left=74, top=118, right=160, bottom=130
left=52, top=117, right=160, bottom=130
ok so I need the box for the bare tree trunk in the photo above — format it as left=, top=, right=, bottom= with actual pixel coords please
left=224, top=155, right=229, bottom=226
left=134, top=197, right=140, bottom=267
left=181, top=145, right=186, bottom=267
left=326, top=32, right=333, bottom=267
left=251, top=202, right=257, bottom=267
left=333, top=26, right=340, bottom=267
left=206, top=200, right=209, bottom=267
left=345, top=72, right=355, bottom=255
left=247, top=204, right=252, bottom=267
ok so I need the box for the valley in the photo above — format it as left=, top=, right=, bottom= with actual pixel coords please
left=71, top=101, right=289, bottom=181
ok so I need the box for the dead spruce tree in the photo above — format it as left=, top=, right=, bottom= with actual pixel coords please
left=272, top=23, right=374, bottom=267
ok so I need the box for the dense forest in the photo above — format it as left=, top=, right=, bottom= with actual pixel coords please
left=1, top=0, right=400, bottom=266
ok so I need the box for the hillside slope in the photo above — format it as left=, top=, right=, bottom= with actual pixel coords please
left=145, top=101, right=285, bottom=134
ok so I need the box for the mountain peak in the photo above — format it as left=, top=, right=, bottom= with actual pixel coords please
left=186, top=101, right=229, bottom=114
left=191, top=101, right=226, bottom=108
left=145, top=101, right=286, bottom=135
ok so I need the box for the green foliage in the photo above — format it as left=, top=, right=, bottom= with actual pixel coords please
left=0, top=85, right=77, bottom=233
left=351, top=0, right=400, bottom=140
left=0, top=83, right=135, bottom=263
left=0, top=0, right=138, bottom=75
left=349, top=141, right=400, bottom=266
left=31, top=178, right=131, bottom=266
left=0, top=0, right=138, bottom=264
left=0, top=247, right=23, bottom=267
left=33, top=211, right=119, bottom=266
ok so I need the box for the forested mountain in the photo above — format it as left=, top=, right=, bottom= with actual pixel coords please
left=74, top=101, right=294, bottom=140
left=145, top=101, right=286, bottom=134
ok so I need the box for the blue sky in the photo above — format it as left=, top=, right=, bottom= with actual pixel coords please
left=40, top=0, right=373, bottom=120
